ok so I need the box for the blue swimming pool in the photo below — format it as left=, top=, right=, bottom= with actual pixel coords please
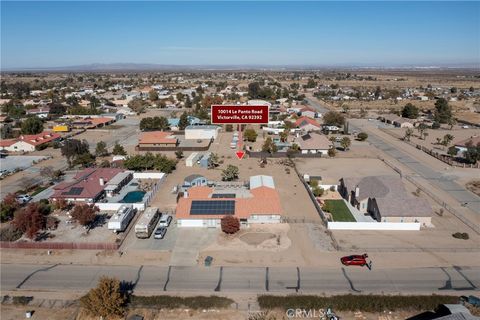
left=120, top=191, right=146, bottom=203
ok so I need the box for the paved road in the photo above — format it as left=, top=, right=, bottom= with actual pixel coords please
left=2, top=264, right=479, bottom=294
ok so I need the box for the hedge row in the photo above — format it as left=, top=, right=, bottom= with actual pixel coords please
left=130, top=295, right=233, bottom=309
left=257, top=294, right=459, bottom=312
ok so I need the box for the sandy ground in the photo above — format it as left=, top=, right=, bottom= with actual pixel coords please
left=0, top=304, right=424, bottom=320
left=385, top=127, right=480, bottom=156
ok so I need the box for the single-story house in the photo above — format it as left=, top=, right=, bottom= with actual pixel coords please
left=453, top=136, right=480, bottom=157
left=299, top=106, right=317, bottom=118
left=185, top=125, right=220, bottom=140
left=379, top=114, right=415, bottom=128
left=293, top=132, right=333, bottom=155
left=180, top=174, right=208, bottom=192
left=138, top=131, right=178, bottom=149
left=176, top=175, right=282, bottom=227
left=70, top=117, right=115, bottom=129
left=26, top=107, right=50, bottom=118
left=294, top=116, right=321, bottom=132
left=0, top=132, right=61, bottom=152
left=339, top=175, right=432, bottom=226
left=51, top=168, right=133, bottom=203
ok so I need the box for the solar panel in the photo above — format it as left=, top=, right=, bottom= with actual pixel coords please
left=62, top=187, right=84, bottom=196
left=190, top=200, right=235, bottom=215
left=211, top=194, right=236, bottom=199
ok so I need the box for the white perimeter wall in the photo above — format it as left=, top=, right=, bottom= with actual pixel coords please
left=133, top=172, right=166, bottom=180
left=328, top=222, right=420, bottom=231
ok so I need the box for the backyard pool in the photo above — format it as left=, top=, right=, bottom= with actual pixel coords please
left=120, top=191, right=146, bottom=203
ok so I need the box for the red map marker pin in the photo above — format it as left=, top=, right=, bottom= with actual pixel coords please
left=235, top=151, right=245, bottom=160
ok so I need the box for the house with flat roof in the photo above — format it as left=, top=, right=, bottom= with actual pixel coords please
left=185, top=125, right=220, bottom=140
left=51, top=168, right=133, bottom=203
left=176, top=175, right=282, bottom=227
left=137, top=131, right=178, bottom=150
left=0, top=132, right=61, bottom=152
left=339, top=175, right=432, bottom=226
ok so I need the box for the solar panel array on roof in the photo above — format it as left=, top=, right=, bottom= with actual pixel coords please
left=190, top=200, right=235, bottom=215
left=211, top=193, right=236, bottom=199
left=62, top=187, right=84, bottom=196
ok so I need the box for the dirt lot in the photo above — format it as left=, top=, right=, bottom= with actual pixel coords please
left=385, top=127, right=480, bottom=156
left=0, top=304, right=424, bottom=320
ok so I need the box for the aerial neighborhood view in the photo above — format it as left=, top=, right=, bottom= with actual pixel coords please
left=0, top=1, right=479, bottom=320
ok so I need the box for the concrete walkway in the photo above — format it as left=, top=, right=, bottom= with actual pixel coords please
left=343, top=199, right=375, bottom=222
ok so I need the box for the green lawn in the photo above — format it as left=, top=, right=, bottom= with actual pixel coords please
left=324, top=199, right=356, bottom=222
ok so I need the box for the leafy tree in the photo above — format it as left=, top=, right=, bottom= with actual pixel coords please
left=185, top=95, right=192, bottom=108
left=95, top=141, right=108, bottom=157
left=262, top=137, right=278, bottom=154
left=71, top=204, right=98, bottom=227
left=312, top=187, right=324, bottom=197
left=323, top=111, right=345, bottom=126
left=340, top=137, right=351, bottom=151
left=112, top=142, right=127, bottom=156
left=447, top=146, right=458, bottom=157
left=434, top=98, right=452, bottom=124
left=208, top=153, right=220, bottom=169
left=123, top=153, right=177, bottom=173
left=80, top=276, right=126, bottom=319
left=12, top=203, right=47, bottom=239
left=357, top=132, right=368, bottom=141
left=1, top=124, right=14, bottom=139
left=248, top=82, right=261, bottom=99
left=2, top=100, right=25, bottom=118
left=0, top=193, right=19, bottom=222
left=178, top=112, right=189, bottom=130
left=139, top=116, right=169, bottom=131
left=21, top=117, right=44, bottom=134
left=244, top=129, right=258, bottom=142
left=328, top=147, right=336, bottom=157
left=221, top=215, right=240, bottom=234
left=221, top=165, right=239, bottom=181
left=175, top=150, right=184, bottom=159
left=401, top=103, right=419, bottom=119
left=463, top=141, right=480, bottom=164
left=149, top=89, right=158, bottom=101
left=61, top=139, right=90, bottom=167
left=89, top=96, right=100, bottom=112
left=73, top=152, right=96, bottom=168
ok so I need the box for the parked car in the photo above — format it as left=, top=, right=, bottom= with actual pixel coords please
left=154, top=227, right=167, bottom=239
left=340, top=253, right=368, bottom=266
left=16, top=194, right=32, bottom=204
left=158, top=214, right=172, bottom=227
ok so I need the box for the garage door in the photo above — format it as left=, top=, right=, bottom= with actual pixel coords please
left=178, top=219, right=205, bottom=227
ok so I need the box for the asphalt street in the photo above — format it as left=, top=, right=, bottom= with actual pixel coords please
left=1, top=264, right=479, bottom=294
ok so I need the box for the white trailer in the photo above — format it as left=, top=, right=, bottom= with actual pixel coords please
left=107, top=205, right=135, bottom=233
left=186, top=152, right=201, bottom=167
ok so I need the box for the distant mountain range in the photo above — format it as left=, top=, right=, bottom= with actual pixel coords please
left=2, top=62, right=479, bottom=72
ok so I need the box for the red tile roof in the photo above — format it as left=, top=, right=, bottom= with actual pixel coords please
left=294, top=116, right=321, bottom=128
left=19, top=132, right=61, bottom=146
left=176, top=186, right=282, bottom=220
left=139, top=131, right=178, bottom=145
left=51, top=168, right=125, bottom=200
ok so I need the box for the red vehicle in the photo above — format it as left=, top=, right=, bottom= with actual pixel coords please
left=340, top=253, right=368, bottom=266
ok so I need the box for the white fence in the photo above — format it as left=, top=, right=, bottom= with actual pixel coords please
left=133, top=172, right=166, bottom=180
left=327, top=222, right=421, bottom=231
left=95, top=202, right=146, bottom=212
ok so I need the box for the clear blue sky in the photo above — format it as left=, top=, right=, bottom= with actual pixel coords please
left=1, top=1, right=479, bottom=68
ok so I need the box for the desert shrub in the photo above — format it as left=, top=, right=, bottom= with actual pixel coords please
left=12, top=296, right=33, bottom=305
left=357, top=132, right=368, bottom=141
left=221, top=215, right=240, bottom=234
left=130, top=295, right=233, bottom=309
left=0, top=225, right=23, bottom=242
left=257, top=294, right=459, bottom=312
left=452, top=232, right=469, bottom=240
left=312, top=187, right=324, bottom=197
left=46, top=216, right=60, bottom=230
